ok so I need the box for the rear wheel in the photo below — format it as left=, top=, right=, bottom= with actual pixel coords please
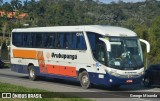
left=143, top=76, right=152, bottom=87
left=79, top=71, right=91, bottom=89
left=28, top=66, right=37, bottom=81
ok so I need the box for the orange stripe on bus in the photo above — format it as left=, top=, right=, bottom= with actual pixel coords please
left=13, top=49, right=37, bottom=59
left=46, top=64, right=77, bottom=77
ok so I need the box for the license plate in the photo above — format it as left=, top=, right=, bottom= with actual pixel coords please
left=126, top=80, right=133, bottom=83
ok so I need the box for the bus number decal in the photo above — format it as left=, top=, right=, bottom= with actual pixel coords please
left=76, top=33, right=83, bottom=36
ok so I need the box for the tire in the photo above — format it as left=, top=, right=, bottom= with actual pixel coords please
left=28, top=66, right=37, bottom=81
left=143, top=76, right=152, bottom=87
left=79, top=71, right=91, bottom=89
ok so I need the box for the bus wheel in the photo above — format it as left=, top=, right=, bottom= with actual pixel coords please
left=29, top=66, right=37, bottom=81
left=143, top=77, right=152, bottom=87
left=79, top=71, right=91, bottom=89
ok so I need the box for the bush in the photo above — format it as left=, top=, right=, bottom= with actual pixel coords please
left=1, top=42, right=9, bottom=60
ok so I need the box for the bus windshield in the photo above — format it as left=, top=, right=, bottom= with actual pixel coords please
left=108, top=37, right=143, bottom=70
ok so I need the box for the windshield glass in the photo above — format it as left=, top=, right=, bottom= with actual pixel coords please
left=108, top=37, right=143, bottom=70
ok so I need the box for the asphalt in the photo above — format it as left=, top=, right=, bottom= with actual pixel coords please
left=0, top=68, right=159, bottom=101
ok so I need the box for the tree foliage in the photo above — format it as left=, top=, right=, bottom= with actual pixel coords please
left=148, top=16, right=160, bottom=64
left=0, top=0, right=160, bottom=64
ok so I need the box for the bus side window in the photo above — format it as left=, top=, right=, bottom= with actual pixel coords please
left=55, top=33, right=60, bottom=48
left=70, top=33, right=77, bottom=49
left=22, top=33, right=30, bottom=47
left=87, top=32, right=96, bottom=55
left=44, top=33, right=49, bottom=48
left=60, top=33, right=64, bottom=49
left=30, top=33, right=36, bottom=48
left=76, top=33, right=87, bottom=50
left=12, top=33, right=21, bottom=47
left=44, top=33, right=54, bottom=48
left=64, top=33, right=70, bottom=49
left=35, top=33, right=43, bottom=48
left=52, top=33, right=55, bottom=48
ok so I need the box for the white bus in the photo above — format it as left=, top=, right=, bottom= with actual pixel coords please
left=10, top=25, right=150, bottom=89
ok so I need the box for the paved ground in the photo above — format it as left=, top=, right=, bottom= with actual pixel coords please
left=0, top=68, right=159, bottom=101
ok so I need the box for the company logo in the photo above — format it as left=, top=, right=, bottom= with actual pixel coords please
left=51, top=53, right=77, bottom=60
left=2, top=93, right=11, bottom=98
left=1, top=93, right=42, bottom=98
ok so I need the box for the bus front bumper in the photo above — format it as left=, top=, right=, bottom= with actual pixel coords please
left=89, top=72, right=144, bottom=87
left=108, top=74, right=144, bottom=86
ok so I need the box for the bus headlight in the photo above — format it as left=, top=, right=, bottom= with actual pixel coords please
left=110, top=72, right=121, bottom=77
left=109, top=79, right=113, bottom=82
left=105, top=69, right=121, bottom=77
left=139, top=71, right=144, bottom=76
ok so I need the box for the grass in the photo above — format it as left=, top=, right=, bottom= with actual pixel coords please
left=0, top=82, right=92, bottom=101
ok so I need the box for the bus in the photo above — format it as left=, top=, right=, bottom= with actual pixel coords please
left=10, top=25, right=150, bottom=89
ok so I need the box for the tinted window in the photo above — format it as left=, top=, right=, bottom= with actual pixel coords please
left=87, top=32, right=103, bottom=55
left=70, top=32, right=87, bottom=50
left=35, top=33, right=43, bottom=48
left=12, top=32, right=87, bottom=50
left=76, top=32, right=87, bottom=50
left=54, top=32, right=87, bottom=50
left=55, top=33, right=60, bottom=48
left=64, top=33, right=70, bottom=49
left=44, top=33, right=55, bottom=48
left=87, top=32, right=107, bottom=65
left=30, top=33, right=36, bottom=47
left=87, top=32, right=96, bottom=50
left=60, top=33, right=64, bottom=48
left=12, top=33, right=21, bottom=47
left=71, top=32, right=77, bottom=49
left=22, top=33, right=30, bottom=47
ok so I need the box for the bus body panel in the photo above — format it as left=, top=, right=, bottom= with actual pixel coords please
left=11, top=63, right=143, bottom=86
left=10, top=25, right=145, bottom=87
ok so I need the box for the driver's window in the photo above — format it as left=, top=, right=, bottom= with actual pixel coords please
left=97, top=44, right=106, bottom=65
left=87, top=32, right=107, bottom=66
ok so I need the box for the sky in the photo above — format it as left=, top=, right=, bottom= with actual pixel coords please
left=3, top=0, right=147, bottom=4
left=101, top=0, right=146, bottom=3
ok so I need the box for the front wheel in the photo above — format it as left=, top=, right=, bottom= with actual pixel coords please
left=79, top=71, right=91, bottom=89
left=143, top=76, right=152, bottom=87
left=29, top=66, right=37, bottom=81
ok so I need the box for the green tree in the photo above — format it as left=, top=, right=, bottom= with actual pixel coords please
left=11, top=0, right=22, bottom=10
left=148, top=16, right=160, bottom=64
left=134, top=24, right=148, bottom=40
left=2, top=2, right=12, bottom=12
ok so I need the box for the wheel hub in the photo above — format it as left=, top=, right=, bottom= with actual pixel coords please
left=30, top=69, right=34, bottom=78
left=82, top=75, right=88, bottom=84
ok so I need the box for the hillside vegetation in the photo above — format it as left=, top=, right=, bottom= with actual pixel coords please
left=0, top=0, right=160, bottom=64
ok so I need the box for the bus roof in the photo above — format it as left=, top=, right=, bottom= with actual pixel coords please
left=12, top=25, right=137, bottom=37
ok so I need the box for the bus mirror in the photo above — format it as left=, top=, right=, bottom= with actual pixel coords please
left=139, top=39, right=150, bottom=53
left=99, top=38, right=111, bottom=52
